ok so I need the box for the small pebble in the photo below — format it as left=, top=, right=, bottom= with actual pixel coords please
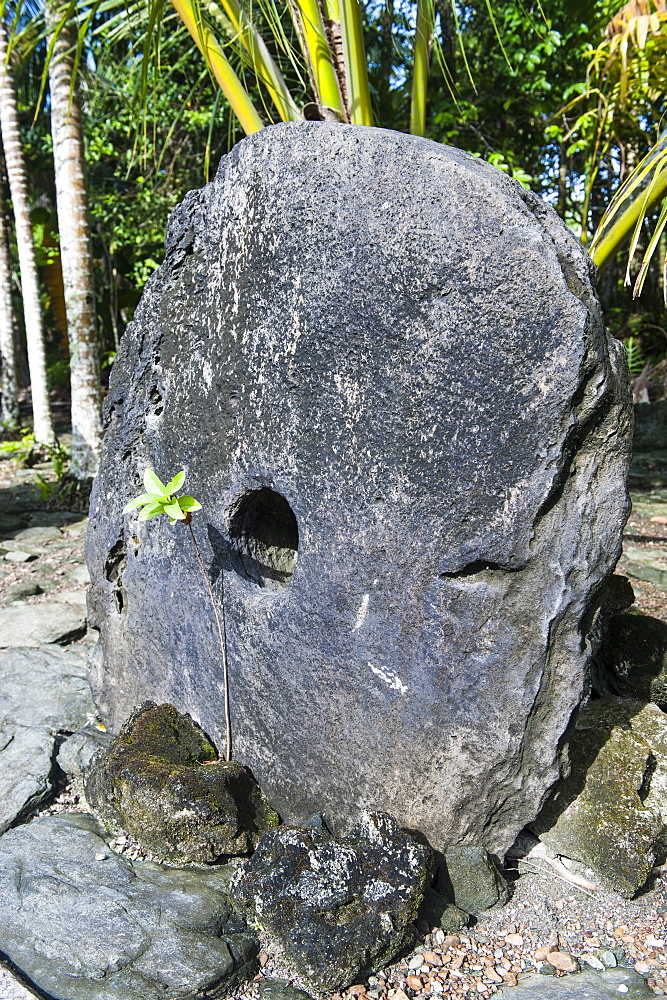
left=580, top=953, right=605, bottom=970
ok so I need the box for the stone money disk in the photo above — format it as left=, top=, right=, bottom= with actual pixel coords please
left=86, top=122, right=632, bottom=854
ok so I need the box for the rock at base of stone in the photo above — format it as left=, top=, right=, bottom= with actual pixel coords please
left=593, top=613, right=667, bottom=703
left=57, top=723, right=113, bottom=779
left=531, top=698, right=667, bottom=897
left=499, top=966, right=654, bottom=998
left=84, top=701, right=280, bottom=862
left=416, top=888, right=468, bottom=933
left=229, top=811, right=433, bottom=991
left=436, top=845, right=509, bottom=915
left=0, top=813, right=258, bottom=1000
left=256, top=980, right=317, bottom=1000
left=0, top=724, right=54, bottom=834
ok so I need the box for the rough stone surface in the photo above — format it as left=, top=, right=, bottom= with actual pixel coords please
left=0, top=813, right=258, bottom=1000
left=499, top=967, right=654, bottom=998
left=255, top=979, right=316, bottom=1000
left=593, top=612, right=667, bottom=702
left=532, top=697, right=667, bottom=896
left=229, top=811, right=433, bottom=991
left=85, top=701, right=279, bottom=861
left=86, top=122, right=631, bottom=854
left=57, top=723, right=113, bottom=778
left=0, top=603, right=86, bottom=646
left=436, top=845, right=509, bottom=914
left=0, top=644, right=96, bottom=831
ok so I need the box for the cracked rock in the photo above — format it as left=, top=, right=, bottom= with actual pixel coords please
left=87, top=122, right=631, bottom=855
left=229, top=811, right=433, bottom=991
left=531, top=697, right=667, bottom=896
left=0, top=644, right=96, bottom=832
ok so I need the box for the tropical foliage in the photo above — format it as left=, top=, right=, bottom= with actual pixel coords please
left=3, top=0, right=667, bottom=462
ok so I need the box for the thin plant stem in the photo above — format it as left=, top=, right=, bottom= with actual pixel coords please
left=186, top=516, right=232, bottom=762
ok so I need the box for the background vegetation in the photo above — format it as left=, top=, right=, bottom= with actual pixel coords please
left=1, top=0, right=667, bottom=489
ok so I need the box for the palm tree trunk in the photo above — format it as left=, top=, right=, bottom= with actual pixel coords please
left=0, top=21, right=54, bottom=446
left=0, top=158, right=18, bottom=431
left=46, top=4, right=102, bottom=478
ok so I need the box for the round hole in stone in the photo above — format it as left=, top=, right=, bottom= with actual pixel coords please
left=228, top=488, right=298, bottom=591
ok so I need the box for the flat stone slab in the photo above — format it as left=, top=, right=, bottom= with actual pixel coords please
left=0, top=603, right=86, bottom=646
left=87, top=122, right=631, bottom=854
left=0, top=645, right=96, bottom=831
left=0, top=813, right=258, bottom=1000
left=0, top=643, right=94, bottom=733
left=501, top=967, right=654, bottom=998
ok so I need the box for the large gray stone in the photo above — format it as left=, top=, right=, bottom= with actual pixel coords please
left=0, top=644, right=94, bottom=730
left=0, top=645, right=96, bottom=831
left=86, top=122, right=631, bottom=854
left=0, top=603, right=86, bottom=646
left=0, top=724, right=54, bottom=832
left=0, top=813, right=258, bottom=1000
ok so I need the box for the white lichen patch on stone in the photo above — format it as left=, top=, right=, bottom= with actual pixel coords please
left=368, top=662, right=408, bottom=695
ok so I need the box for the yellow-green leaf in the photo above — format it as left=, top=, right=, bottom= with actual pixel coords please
left=144, top=469, right=166, bottom=495
left=164, top=471, right=186, bottom=495
left=164, top=502, right=186, bottom=520
left=178, top=496, right=202, bottom=512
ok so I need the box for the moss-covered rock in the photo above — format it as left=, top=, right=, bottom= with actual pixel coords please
left=84, top=702, right=279, bottom=862
left=436, top=845, right=509, bottom=915
left=229, top=811, right=433, bottom=991
left=531, top=698, right=667, bottom=897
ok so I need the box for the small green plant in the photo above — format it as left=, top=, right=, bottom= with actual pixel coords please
left=625, top=336, right=648, bottom=377
left=0, top=428, right=37, bottom=467
left=123, top=469, right=232, bottom=762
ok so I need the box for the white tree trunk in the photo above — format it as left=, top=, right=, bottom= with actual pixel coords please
left=0, top=21, right=54, bottom=445
left=47, top=6, right=102, bottom=478
left=0, top=169, right=18, bottom=430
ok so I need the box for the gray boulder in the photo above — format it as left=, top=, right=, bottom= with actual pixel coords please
left=86, top=122, right=631, bottom=855
left=0, top=644, right=96, bottom=832
left=84, top=701, right=279, bottom=861
left=532, top=698, right=667, bottom=896
left=0, top=813, right=258, bottom=1000
left=229, top=811, right=433, bottom=991
left=57, top=723, right=113, bottom=778
left=436, top=845, right=509, bottom=914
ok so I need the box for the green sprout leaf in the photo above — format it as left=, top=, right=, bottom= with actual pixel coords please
left=143, top=469, right=166, bottom=496
left=124, top=469, right=202, bottom=527
left=164, top=470, right=186, bottom=495
left=163, top=502, right=186, bottom=520
left=178, top=496, right=202, bottom=512
left=138, top=502, right=166, bottom=520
